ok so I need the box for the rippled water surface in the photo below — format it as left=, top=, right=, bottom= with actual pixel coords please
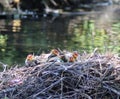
left=0, top=9, right=120, bottom=65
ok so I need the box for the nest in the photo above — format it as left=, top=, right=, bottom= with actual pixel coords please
left=0, top=52, right=120, bottom=99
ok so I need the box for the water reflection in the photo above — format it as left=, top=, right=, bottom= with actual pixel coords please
left=0, top=15, right=120, bottom=66
left=12, top=19, right=21, bottom=32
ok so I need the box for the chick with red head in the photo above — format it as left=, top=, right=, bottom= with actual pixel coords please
left=25, top=54, right=38, bottom=66
left=47, top=49, right=60, bottom=62
left=72, top=51, right=80, bottom=61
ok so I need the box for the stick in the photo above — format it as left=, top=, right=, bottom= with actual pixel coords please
left=27, top=78, right=64, bottom=99
left=103, top=85, right=120, bottom=96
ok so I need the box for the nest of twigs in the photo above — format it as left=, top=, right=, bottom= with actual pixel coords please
left=0, top=52, right=120, bottom=99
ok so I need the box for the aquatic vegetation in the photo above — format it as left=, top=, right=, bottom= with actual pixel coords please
left=0, top=34, right=8, bottom=46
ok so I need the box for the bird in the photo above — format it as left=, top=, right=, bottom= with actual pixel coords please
left=47, top=49, right=60, bottom=61
left=72, top=51, right=80, bottom=61
left=25, top=54, right=38, bottom=67
left=25, top=49, right=80, bottom=65
left=47, top=56, right=62, bottom=62
left=60, top=51, right=73, bottom=62
left=60, top=51, right=80, bottom=62
left=38, top=49, right=60, bottom=62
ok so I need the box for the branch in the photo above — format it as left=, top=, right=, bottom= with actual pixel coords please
left=103, top=85, right=120, bottom=96
left=27, top=78, right=64, bottom=99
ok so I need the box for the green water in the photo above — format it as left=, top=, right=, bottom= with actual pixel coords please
left=0, top=13, right=120, bottom=66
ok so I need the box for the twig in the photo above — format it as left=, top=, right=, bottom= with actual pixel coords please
left=30, top=78, right=64, bottom=98
left=0, top=62, right=8, bottom=72
left=0, top=87, right=16, bottom=95
left=103, top=84, right=120, bottom=96
left=81, top=93, right=92, bottom=99
left=60, top=71, right=64, bottom=99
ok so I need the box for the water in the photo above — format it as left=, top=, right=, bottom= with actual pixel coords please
left=0, top=9, right=120, bottom=66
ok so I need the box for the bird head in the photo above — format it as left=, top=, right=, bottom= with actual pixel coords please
left=72, top=51, right=79, bottom=59
left=51, top=49, right=59, bottom=56
left=26, top=54, right=34, bottom=61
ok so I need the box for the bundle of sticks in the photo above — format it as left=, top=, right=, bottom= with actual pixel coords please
left=0, top=51, right=120, bottom=99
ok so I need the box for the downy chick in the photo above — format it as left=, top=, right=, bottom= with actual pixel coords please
left=25, top=54, right=38, bottom=67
